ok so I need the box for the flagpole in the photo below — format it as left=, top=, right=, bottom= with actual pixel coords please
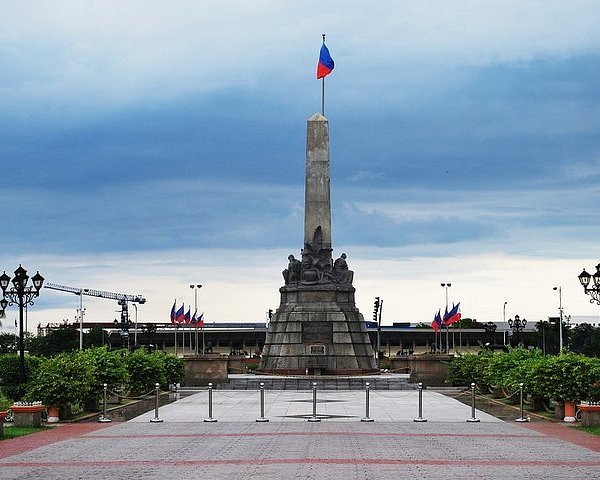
left=321, top=33, right=326, bottom=115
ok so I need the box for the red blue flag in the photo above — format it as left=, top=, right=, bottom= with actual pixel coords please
left=445, top=303, right=461, bottom=325
left=184, top=308, right=191, bottom=324
left=191, top=309, right=198, bottom=326
left=198, top=312, right=204, bottom=328
left=431, top=310, right=442, bottom=331
left=170, top=300, right=176, bottom=324
left=175, top=305, right=185, bottom=324
left=317, top=42, right=334, bottom=79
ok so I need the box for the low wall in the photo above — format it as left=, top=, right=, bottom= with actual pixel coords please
left=182, top=355, right=229, bottom=386
left=390, top=354, right=453, bottom=387
left=579, top=405, right=600, bottom=427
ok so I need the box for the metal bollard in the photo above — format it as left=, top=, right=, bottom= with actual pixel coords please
left=361, top=382, right=374, bottom=422
left=466, top=382, right=480, bottom=422
left=307, top=381, right=321, bottom=422
left=413, top=382, right=427, bottom=423
left=515, top=383, right=528, bottom=422
left=204, top=382, right=217, bottom=422
left=150, top=383, right=163, bottom=423
left=98, top=383, right=112, bottom=423
left=256, top=382, right=269, bottom=422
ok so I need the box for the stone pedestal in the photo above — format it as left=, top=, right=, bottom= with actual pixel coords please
left=258, top=284, right=377, bottom=375
left=182, top=355, right=228, bottom=386
left=390, top=354, right=453, bottom=387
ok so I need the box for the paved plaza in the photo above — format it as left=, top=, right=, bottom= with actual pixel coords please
left=1, top=388, right=600, bottom=479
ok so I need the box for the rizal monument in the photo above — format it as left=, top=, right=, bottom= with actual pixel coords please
left=258, top=111, right=378, bottom=375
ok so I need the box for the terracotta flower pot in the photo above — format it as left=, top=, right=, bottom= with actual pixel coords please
left=564, top=400, right=576, bottom=423
left=47, top=405, right=60, bottom=423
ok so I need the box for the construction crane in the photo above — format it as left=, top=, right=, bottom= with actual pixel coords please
left=44, top=283, right=146, bottom=347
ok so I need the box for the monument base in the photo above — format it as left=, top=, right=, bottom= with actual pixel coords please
left=258, top=283, right=378, bottom=376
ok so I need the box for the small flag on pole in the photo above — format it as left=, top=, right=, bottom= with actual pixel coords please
left=431, top=310, right=442, bottom=331
left=317, top=40, right=334, bottom=79
left=184, top=308, right=191, bottom=324
left=198, top=313, right=204, bottom=328
left=445, top=303, right=462, bottom=326
left=170, top=300, right=176, bottom=324
left=175, top=305, right=185, bottom=324
left=191, top=309, right=198, bottom=326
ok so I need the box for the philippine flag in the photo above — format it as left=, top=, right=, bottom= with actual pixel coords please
left=170, top=300, right=176, bottom=324
left=175, top=305, right=185, bottom=324
left=317, top=42, right=334, bottom=79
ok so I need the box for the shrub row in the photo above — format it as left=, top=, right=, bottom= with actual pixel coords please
left=0, top=348, right=184, bottom=410
left=448, top=348, right=600, bottom=402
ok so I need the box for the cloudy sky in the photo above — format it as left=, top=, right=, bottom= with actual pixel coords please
left=1, top=0, right=600, bottom=331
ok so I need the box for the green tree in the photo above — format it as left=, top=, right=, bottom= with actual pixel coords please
left=0, top=332, right=17, bottom=354
left=569, top=323, right=600, bottom=357
left=28, top=326, right=78, bottom=357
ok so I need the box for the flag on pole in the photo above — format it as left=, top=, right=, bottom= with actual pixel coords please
left=191, top=309, right=198, bottom=326
left=198, top=313, right=204, bottom=328
left=317, top=41, right=334, bottom=79
left=445, top=303, right=462, bottom=325
left=184, top=308, right=191, bottom=324
left=170, top=300, right=177, bottom=324
left=175, top=305, right=185, bottom=324
left=431, top=310, right=442, bottom=331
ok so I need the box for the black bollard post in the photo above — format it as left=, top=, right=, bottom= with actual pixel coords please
left=413, top=382, right=427, bottom=422
left=204, top=382, right=217, bottom=423
left=98, top=383, right=112, bottom=423
left=515, top=383, right=528, bottom=422
left=150, top=383, right=163, bottom=423
left=256, top=382, right=269, bottom=422
left=307, top=381, right=321, bottom=422
left=466, top=382, right=480, bottom=423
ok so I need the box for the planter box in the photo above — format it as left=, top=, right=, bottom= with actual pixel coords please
left=578, top=404, right=600, bottom=427
left=11, top=404, right=46, bottom=428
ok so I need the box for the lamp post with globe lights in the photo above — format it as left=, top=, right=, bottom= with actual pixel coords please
left=0, top=266, right=45, bottom=383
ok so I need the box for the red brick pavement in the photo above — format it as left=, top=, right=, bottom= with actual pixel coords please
left=0, top=423, right=112, bottom=459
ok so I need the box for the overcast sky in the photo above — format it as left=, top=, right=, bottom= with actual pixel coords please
left=1, top=1, right=600, bottom=331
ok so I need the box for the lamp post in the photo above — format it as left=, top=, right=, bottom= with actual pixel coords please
left=441, top=283, right=451, bottom=353
left=133, top=303, right=138, bottom=347
left=483, top=321, right=497, bottom=345
left=0, top=266, right=45, bottom=383
left=508, top=314, right=527, bottom=346
left=503, top=301, right=508, bottom=345
left=373, top=297, right=382, bottom=368
left=190, top=284, right=202, bottom=354
left=552, top=286, right=563, bottom=352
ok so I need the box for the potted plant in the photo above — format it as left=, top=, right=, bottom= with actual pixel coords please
left=25, top=352, right=94, bottom=421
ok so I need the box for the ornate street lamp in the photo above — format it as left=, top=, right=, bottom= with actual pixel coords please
left=0, top=266, right=45, bottom=382
left=578, top=264, right=600, bottom=304
left=508, top=314, right=527, bottom=346
left=483, top=321, right=497, bottom=345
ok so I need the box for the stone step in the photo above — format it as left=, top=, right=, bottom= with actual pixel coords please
left=217, top=375, right=417, bottom=391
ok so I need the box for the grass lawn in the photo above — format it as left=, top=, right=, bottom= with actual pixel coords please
left=580, top=425, right=600, bottom=436
left=1, top=425, right=52, bottom=440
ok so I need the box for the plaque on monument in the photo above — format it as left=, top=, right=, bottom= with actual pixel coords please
left=309, top=345, right=326, bottom=355
left=302, top=322, right=333, bottom=344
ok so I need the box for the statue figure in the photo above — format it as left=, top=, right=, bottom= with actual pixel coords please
left=333, top=253, right=354, bottom=285
left=282, top=254, right=302, bottom=284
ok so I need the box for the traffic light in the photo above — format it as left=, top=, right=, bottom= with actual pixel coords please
left=373, top=297, right=380, bottom=322
left=268, top=309, right=273, bottom=319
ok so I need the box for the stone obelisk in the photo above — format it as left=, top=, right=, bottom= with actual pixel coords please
left=258, top=114, right=377, bottom=375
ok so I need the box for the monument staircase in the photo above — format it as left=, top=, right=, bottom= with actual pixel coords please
left=213, top=374, right=417, bottom=391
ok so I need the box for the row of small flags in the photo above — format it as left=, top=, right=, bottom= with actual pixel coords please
left=431, top=303, right=461, bottom=331
left=170, top=301, right=204, bottom=327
